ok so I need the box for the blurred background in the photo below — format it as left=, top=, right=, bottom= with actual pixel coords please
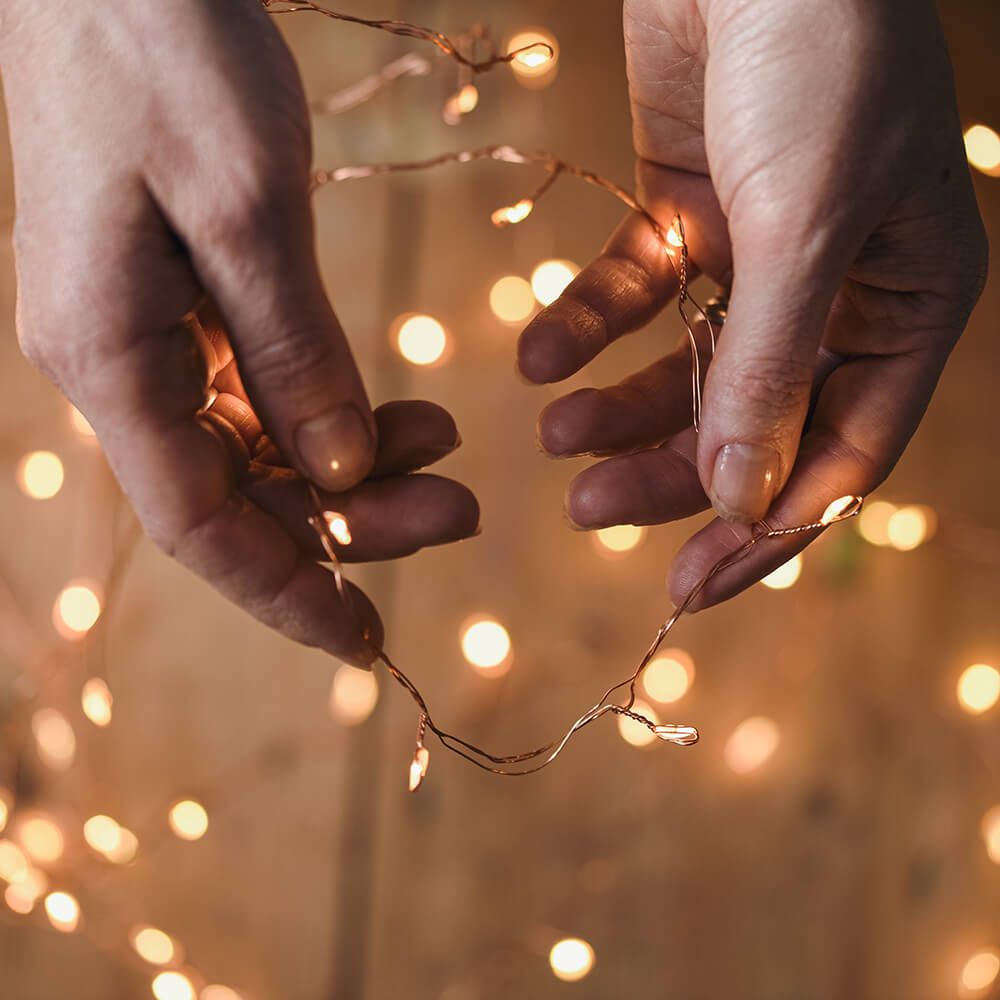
left=1, top=1, right=999, bottom=998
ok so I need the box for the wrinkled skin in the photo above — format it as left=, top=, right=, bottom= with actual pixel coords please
left=521, top=0, right=988, bottom=607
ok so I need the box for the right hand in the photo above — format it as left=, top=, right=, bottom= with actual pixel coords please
left=0, top=0, right=480, bottom=665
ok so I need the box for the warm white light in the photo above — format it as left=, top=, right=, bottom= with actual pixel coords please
left=857, top=500, right=896, bottom=546
left=32, top=708, right=76, bottom=770
left=5, top=883, right=37, bottom=914
left=69, top=405, right=96, bottom=437
left=760, top=554, right=802, bottom=590
left=329, top=665, right=379, bottom=726
left=643, top=650, right=694, bottom=704
left=957, top=664, right=1000, bottom=715
left=396, top=314, right=447, bottom=366
left=549, top=938, right=595, bottom=982
left=981, top=806, right=1000, bottom=864
left=169, top=800, right=209, bottom=841
left=84, top=814, right=123, bottom=854
left=0, top=789, right=9, bottom=834
left=507, top=30, right=558, bottom=83
left=153, top=972, right=196, bottom=1000
left=16, top=451, right=64, bottom=499
left=594, top=524, right=645, bottom=556
left=408, top=747, right=430, bottom=793
left=53, top=582, right=102, bottom=639
left=81, top=677, right=113, bottom=727
left=461, top=619, right=512, bottom=672
left=44, top=891, right=80, bottom=932
left=131, top=926, right=176, bottom=966
left=489, top=275, right=536, bottom=324
left=443, top=83, right=479, bottom=124
left=531, top=259, right=579, bottom=307
left=617, top=700, right=659, bottom=748
left=202, top=988, right=242, bottom=1000
left=965, top=124, right=1000, bottom=175
left=105, top=826, right=139, bottom=864
left=821, top=495, right=861, bottom=525
left=0, top=840, right=29, bottom=882
left=725, top=716, right=780, bottom=773
left=961, top=950, right=1000, bottom=994
left=491, top=199, right=534, bottom=227
left=18, top=814, right=64, bottom=864
left=886, top=505, right=932, bottom=551
left=322, top=511, right=352, bottom=546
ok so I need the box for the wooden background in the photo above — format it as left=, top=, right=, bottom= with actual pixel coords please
left=1, top=1, right=999, bottom=998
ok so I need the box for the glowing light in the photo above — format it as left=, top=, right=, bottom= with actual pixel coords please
left=169, top=800, right=209, bottom=842
left=329, top=665, right=379, bottom=726
left=322, top=511, right=352, bottom=546
left=961, top=950, right=1000, bottom=994
left=957, top=664, right=1000, bottom=715
left=0, top=789, right=9, bottom=834
left=643, top=650, right=694, bottom=704
left=981, top=806, right=1000, bottom=864
left=396, top=314, right=448, bottom=366
left=857, top=500, right=896, bottom=546
left=0, top=840, right=29, bottom=882
left=491, top=199, right=534, bottom=227
left=461, top=619, right=512, bottom=672
left=886, top=505, right=932, bottom=551
left=760, top=554, right=802, bottom=590
left=531, top=259, right=579, bottom=307
left=965, top=124, right=1000, bottom=176
left=443, top=84, right=479, bottom=124
left=69, top=405, right=96, bottom=436
left=549, top=938, right=595, bottom=982
left=5, top=883, right=37, bottom=914
left=16, top=451, right=64, bottom=500
left=821, top=495, right=862, bottom=525
left=652, top=724, right=700, bottom=746
left=105, top=826, right=139, bottom=864
left=202, top=988, right=243, bottom=1000
left=53, top=581, right=102, bottom=639
left=617, top=700, right=659, bottom=748
left=408, top=747, right=430, bottom=792
left=666, top=225, right=684, bottom=249
left=84, top=814, right=123, bottom=853
left=507, top=31, right=558, bottom=84
left=594, top=524, right=646, bottom=555
left=152, top=972, right=196, bottom=1000
left=18, top=814, right=64, bottom=864
left=44, top=891, right=80, bottom=932
left=489, top=275, right=536, bottom=324
left=131, top=926, right=177, bottom=966
left=725, top=716, right=780, bottom=774
left=32, top=708, right=76, bottom=770
left=81, top=677, right=113, bottom=727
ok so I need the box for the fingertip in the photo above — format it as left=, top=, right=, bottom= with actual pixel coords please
left=564, top=466, right=610, bottom=530
left=517, top=316, right=584, bottom=384
left=537, top=388, right=601, bottom=457
left=295, top=401, right=378, bottom=491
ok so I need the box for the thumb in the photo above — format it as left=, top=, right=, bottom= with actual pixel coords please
left=696, top=213, right=847, bottom=523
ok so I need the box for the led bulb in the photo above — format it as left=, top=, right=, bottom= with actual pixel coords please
left=322, top=511, right=352, bottom=546
left=491, top=199, right=533, bottom=227
left=549, top=938, right=595, bottom=982
left=652, top=724, right=699, bottom=746
left=408, top=747, right=430, bottom=792
left=821, top=495, right=863, bottom=525
left=44, top=891, right=80, bottom=933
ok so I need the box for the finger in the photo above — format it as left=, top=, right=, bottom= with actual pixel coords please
left=670, top=348, right=945, bottom=610
left=243, top=472, right=481, bottom=563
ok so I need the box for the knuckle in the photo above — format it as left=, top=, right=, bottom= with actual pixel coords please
left=724, top=358, right=813, bottom=416
left=240, top=322, right=336, bottom=388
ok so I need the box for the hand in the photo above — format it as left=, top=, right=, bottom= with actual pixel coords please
left=0, top=0, right=479, bottom=663
left=518, top=0, right=988, bottom=609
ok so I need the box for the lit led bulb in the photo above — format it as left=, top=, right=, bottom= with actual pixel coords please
left=322, top=511, right=352, bottom=546
left=395, top=314, right=448, bottom=366
left=408, top=746, right=430, bottom=792
left=44, top=891, right=80, bottom=933
left=461, top=619, right=512, bottom=674
left=169, top=800, right=209, bottom=841
left=821, top=495, right=863, bottom=525
left=506, top=30, right=557, bottom=85
left=491, top=199, right=534, bottom=227
left=443, top=83, right=478, bottom=125
left=530, top=259, right=579, bottom=306
left=652, top=724, right=699, bottom=746
left=549, top=937, right=595, bottom=982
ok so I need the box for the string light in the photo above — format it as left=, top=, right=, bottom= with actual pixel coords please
left=960, top=950, right=1000, bottom=995
left=964, top=124, right=1000, bottom=176
left=329, top=664, right=379, bottom=726
left=443, top=84, right=479, bottom=125
left=460, top=619, right=512, bottom=673
left=506, top=29, right=558, bottom=85
left=17, top=814, right=64, bottom=864
left=169, top=801, right=209, bottom=842
left=857, top=499, right=897, bottom=546
left=594, top=524, right=646, bottom=556
left=725, top=717, right=780, bottom=774
left=617, top=699, right=660, bottom=747
left=957, top=663, right=1000, bottom=715
left=491, top=199, right=534, bottom=227
left=981, top=806, right=1000, bottom=864
left=52, top=581, right=102, bottom=639
left=44, top=891, right=80, bottom=933
left=489, top=275, right=536, bottom=324
left=530, top=259, right=579, bottom=306
left=130, top=926, right=178, bottom=966
left=395, top=314, right=448, bottom=367
left=16, top=450, right=64, bottom=499
left=642, top=650, right=694, bottom=704
left=81, top=677, right=114, bottom=727
left=548, top=938, right=595, bottom=982
left=32, top=708, right=77, bottom=770
left=760, top=554, right=803, bottom=590
left=152, top=972, right=196, bottom=1000
left=886, top=505, right=934, bottom=551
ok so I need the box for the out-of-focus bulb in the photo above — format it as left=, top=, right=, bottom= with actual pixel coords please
left=44, top=891, right=80, bottom=933
left=857, top=499, right=896, bottom=546
left=70, top=405, right=97, bottom=437
left=981, top=805, right=1000, bottom=864
left=965, top=124, right=1000, bottom=176
left=0, top=789, right=10, bottom=834
left=395, top=314, right=448, bottom=366
left=761, top=554, right=802, bottom=590
left=84, top=814, right=123, bottom=854
left=32, top=708, right=76, bottom=771
left=153, top=972, right=196, bottom=1000
left=0, top=840, right=29, bottom=882
left=957, top=664, right=1000, bottom=715
left=53, top=582, right=102, bottom=639
left=594, top=524, right=645, bottom=556
left=461, top=619, right=512, bottom=673
left=491, top=199, right=534, bottom=227
left=81, top=677, right=113, bottom=727
left=17, top=814, right=64, bottom=864
left=960, top=950, right=1000, bottom=995
left=886, top=505, right=933, bottom=551
left=617, top=700, right=659, bottom=748
left=643, top=650, right=694, bottom=704
left=169, top=800, right=209, bottom=841
left=530, top=259, right=579, bottom=307
left=489, top=275, right=536, bottom=324
left=202, top=988, right=242, bottom=1000
left=16, top=451, right=64, bottom=499
left=130, top=926, right=177, bottom=966
left=443, top=83, right=479, bottom=124
left=725, top=716, right=780, bottom=773
left=329, top=665, right=379, bottom=726
left=549, top=938, right=595, bottom=982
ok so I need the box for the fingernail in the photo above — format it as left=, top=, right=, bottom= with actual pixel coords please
left=709, top=443, right=780, bottom=523
left=296, top=403, right=375, bottom=490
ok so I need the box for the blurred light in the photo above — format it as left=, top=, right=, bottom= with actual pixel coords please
left=507, top=30, right=558, bottom=85
left=0, top=789, right=9, bottom=834
left=202, top=988, right=242, bottom=1000
left=642, top=650, right=694, bottom=704
left=69, top=405, right=96, bottom=437
left=461, top=619, right=511, bottom=672
left=153, top=972, right=196, bottom=1000
left=329, top=665, right=379, bottom=726
left=961, top=950, right=1000, bottom=994
left=491, top=199, right=534, bottom=227
left=443, top=84, right=479, bottom=124
left=5, top=883, right=37, bottom=914
left=44, top=891, right=80, bottom=932
left=322, top=511, right=352, bottom=546
left=16, top=451, right=64, bottom=500
left=965, top=124, right=1000, bottom=176
left=84, top=814, right=123, bottom=854
left=396, top=314, right=447, bottom=366
left=957, top=664, right=1000, bottom=715
left=489, top=275, right=535, bottom=324
left=594, top=524, right=645, bottom=556
left=0, top=840, right=29, bottom=882
left=105, top=826, right=139, bottom=865
left=53, top=582, right=102, bottom=639
left=886, top=505, right=932, bottom=551
left=131, top=926, right=177, bottom=965
left=857, top=500, right=896, bottom=546
left=81, top=677, right=113, bottom=727
left=32, top=708, right=76, bottom=770
left=760, top=554, right=802, bottom=590
left=169, top=801, right=209, bottom=842
left=617, top=699, right=659, bottom=748
left=725, top=717, right=780, bottom=773
left=549, top=938, right=595, bottom=982
left=18, top=814, right=64, bottom=864
left=981, top=806, right=1000, bottom=864
left=531, top=259, right=579, bottom=306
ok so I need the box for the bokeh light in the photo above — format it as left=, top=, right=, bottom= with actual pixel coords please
left=642, top=650, right=694, bottom=704
left=886, top=505, right=933, bottom=551
left=549, top=937, right=595, bottom=982
left=53, top=582, right=102, bottom=639
left=69, top=405, right=96, bottom=437
left=760, top=554, right=802, bottom=590
left=131, top=926, right=177, bottom=966
left=857, top=499, right=897, bottom=546
left=5, top=883, right=38, bottom=915
left=329, top=664, right=379, bottom=726
left=84, top=814, right=124, bottom=854
left=0, top=840, right=29, bottom=882
left=981, top=806, right=1000, bottom=865
left=531, top=259, right=579, bottom=306
left=395, top=314, right=448, bottom=366
left=461, top=619, right=512, bottom=673
left=617, top=699, right=659, bottom=748
left=725, top=717, right=780, bottom=774
left=202, top=988, right=242, bottom=1000
left=507, top=29, right=558, bottom=85
left=16, top=451, right=64, bottom=500
left=957, top=664, right=1000, bottom=715
left=594, top=524, right=646, bottom=556
left=489, top=275, right=536, bottom=324
left=32, top=708, right=76, bottom=770
left=81, top=677, right=113, bottom=727
left=965, top=124, right=1000, bottom=176
left=0, top=789, right=9, bottom=834
left=169, top=801, right=209, bottom=842
left=17, top=814, right=64, bottom=864
left=153, top=972, right=196, bottom=1000
left=44, top=891, right=80, bottom=933
left=960, top=950, right=1000, bottom=995
left=105, top=827, right=139, bottom=865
